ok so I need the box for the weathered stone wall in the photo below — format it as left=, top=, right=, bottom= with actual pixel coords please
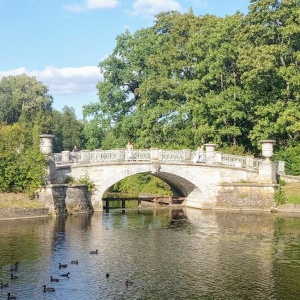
left=38, top=184, right=93, bottom=215
left=51, top=166, right=71, bottom=184
left=277, top=204, right=300, bottom=212
left=0, top=207, right=50, bottom=220
left=215, top=183, right=277, bottom=210
left=279, top=174, right=300, bottom=183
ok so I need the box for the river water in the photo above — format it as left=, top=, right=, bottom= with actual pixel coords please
left=1, top=208, right=300, bottom=300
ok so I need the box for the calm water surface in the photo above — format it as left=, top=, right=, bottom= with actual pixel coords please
left=1, top=208, right=300, bottom=300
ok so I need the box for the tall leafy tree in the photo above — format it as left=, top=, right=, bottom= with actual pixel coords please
left=135, top=10, right=203, bottom=148
left=0, top=124, right=47, bottom=196
left=84, top=2, right=300, bottom=169
left=0, top=74, right=54, bottom=147
left=84, top=27, right=157, bottom=146
left=52, top=106, right=84, bottom=152
left=184, top=13, right=251, bottom=148
left=0, top=74, right=53, bottom=125
left=237, top=0, right=300, bottom=148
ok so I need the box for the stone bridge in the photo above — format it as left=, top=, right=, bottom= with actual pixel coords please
left=43, top=141, right=284, bottom=212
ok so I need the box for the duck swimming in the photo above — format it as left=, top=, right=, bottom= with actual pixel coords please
left=1, top=282, right=9, bottom=289
left=106, top=273, right=110, bottom=279
left=60, top=272, right=70, bottom=278
left=0, top=281, right=8, bottom=289
left=59, top=263, right=68, bottom=268
left=10, top=274, right=18, bottom=280
left=7, top=293, right=16, bottom=300
left=90, top=249, right=98, bottom=254
left=71, top=260, right=78, bottom=264
left=125, top=280, right=133, bottom=286
left=43, top=285, right=55, bottom=292
left=10, top=262, right=19, bottom=272
left=50, top=276, right=59, bottom=282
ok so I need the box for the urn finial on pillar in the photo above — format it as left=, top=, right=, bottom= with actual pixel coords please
left=40, top=134, right=55, bottom=155
left=260, top=140, right=276, bottom=161
left=259, top=140, right=276, bottom=183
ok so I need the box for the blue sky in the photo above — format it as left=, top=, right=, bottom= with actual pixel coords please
left=0, top=0, right=251, bottom=118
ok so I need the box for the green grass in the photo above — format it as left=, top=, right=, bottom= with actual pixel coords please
left=0, top=193, right=44, bottom=209
left=281, top=182, right=300, bottom=204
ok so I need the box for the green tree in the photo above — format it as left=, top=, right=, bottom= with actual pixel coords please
left=52, top=106, right=84, bottom=152
left=184, top=13, right=252, bottom=149
left=0, top=124, right=47, bottom=196
left=84, top=26, right=158, bottom=147
left=0, top=74, right=53, bottom=126
left=237, top=0, right=300, bottom=148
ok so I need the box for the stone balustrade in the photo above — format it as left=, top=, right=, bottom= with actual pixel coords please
left=52, top=148, right=270, bottom=171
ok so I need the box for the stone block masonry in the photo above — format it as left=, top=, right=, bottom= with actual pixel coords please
left=215, top=183, right=277, bottom=210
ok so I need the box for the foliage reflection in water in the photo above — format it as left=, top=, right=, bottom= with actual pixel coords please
left=1, top=209, right=300, bottom=299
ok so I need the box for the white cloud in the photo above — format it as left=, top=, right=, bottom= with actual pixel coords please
left=86, top=0, right=119, bottom=9
left=129, top=0, right=183, bottom=18
left=0, top=66, right=103, bottom=96
left=64, top=0, right=119, bottom=12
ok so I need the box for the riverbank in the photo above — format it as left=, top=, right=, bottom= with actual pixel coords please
left=1, top=182, right=300, bottom=220
left=0, top=193, right=44, bottom=208
left=0, top=193, right=50, bottom=220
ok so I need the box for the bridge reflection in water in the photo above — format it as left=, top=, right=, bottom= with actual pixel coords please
left=1, top=208, right=300, bottom=299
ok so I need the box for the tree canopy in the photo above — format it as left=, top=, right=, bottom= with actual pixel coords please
left=83, top=0, right=300, bottom=165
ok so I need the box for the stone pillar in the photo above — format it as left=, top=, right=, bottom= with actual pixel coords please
left=150, top=148, right=159, bottom=161
left=259, top=161, right=277, bottom=183
left=259, top=140, right=276, bottom=183
left=116, top=148, right=125, bottom=161
left=62, top=151, right=70, bottom=163
left=182, top=149, right=191, bottom=161
left=214, top=152, right=222, bottom=164
left=277, top=161, right=285, bottom=175
left=90, top=187, right=103, bottom=212
left=80, top=150, right=90, bottom=163
left=94, top=149, right=102, bottom=161
left=204, top=144, right=217, bottom=163
left=245, top=156, right=254, bottom=168
left=40, top=134, right=54, bottom=155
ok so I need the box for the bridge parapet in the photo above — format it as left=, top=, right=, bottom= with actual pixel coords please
left=53, top=148, right=265, bottom=170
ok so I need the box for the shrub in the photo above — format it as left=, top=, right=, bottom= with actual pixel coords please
left=273, top=145, right=300, bottom=175
left=77, top=174, right=95, bottom=191
left=66, top=174, right=95, bottom=192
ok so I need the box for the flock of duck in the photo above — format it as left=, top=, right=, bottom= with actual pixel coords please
left=1, top=249, right=133, bottom=299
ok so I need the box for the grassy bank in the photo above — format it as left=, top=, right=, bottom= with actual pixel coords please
left=281, top=182, right=300, bottom=204
left=0, top=193, right=44, bottom=209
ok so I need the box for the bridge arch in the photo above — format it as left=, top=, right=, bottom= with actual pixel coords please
left=93, top=163, right=205, bottom=201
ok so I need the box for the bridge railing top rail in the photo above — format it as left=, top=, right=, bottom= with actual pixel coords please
left=52, top=148, right=265, bottom=170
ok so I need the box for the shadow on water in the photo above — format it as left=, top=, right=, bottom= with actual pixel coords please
left=167, top=209, right=190, bottom=229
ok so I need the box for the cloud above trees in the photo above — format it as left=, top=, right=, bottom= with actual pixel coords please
left=129, top=0, right=183, bottom=17
left=64, top=0, right=119, bottom=12
left=63, top=0, right=184, bottom=17
left=0, top=66, right=102, bottom=96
